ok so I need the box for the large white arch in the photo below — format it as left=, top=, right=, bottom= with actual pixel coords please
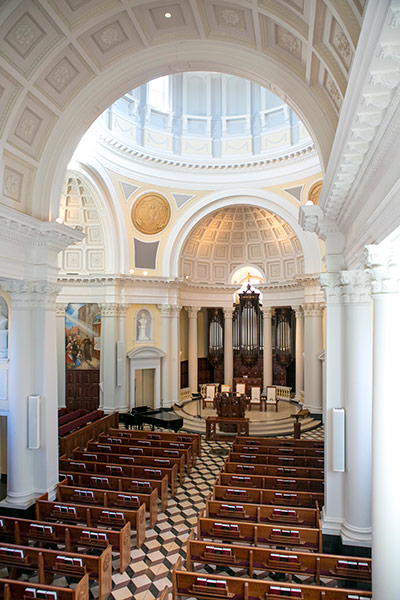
left=26, top=41, right=335, bottom=221
left=163, top=189, right=323, bottom=278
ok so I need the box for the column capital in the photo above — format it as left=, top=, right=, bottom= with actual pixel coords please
left=56, top=302, right=68, bottom=317
left=262, top=306, right=273, bottom=318
left=223, top=306, right=234, bottom=319
left=292, top=305, right=304, bottom=317
left=303, top=302, right=324, bottom=317
left=365, top=243, right=400, bottom=294
left=320, top=272, right=343, bottom=303
left=99, top=303, right=121, bottom=317
left=170, top=304, right=181, bottom=318
left=340, top=270, right=371, bottom=303
left=0, top=279, right=60, bottom=309
left=185, top=306, right=199, bottom=319
left=158, top=303, right=172, bottom=317
left=116, top=303, right=128, bottom=316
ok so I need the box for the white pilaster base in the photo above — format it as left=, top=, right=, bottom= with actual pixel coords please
left=321, top=507, right=343, bottom=537
left=341, top=521, right=372, bottom=548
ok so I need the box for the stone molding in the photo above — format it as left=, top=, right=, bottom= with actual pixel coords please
left=365, top=243, right=400, bottom=294
left=340, top=270, right=371, bottom=303
left=0, top=279, right=60, bottom=309
left=303, top=302, right=324, bottom=317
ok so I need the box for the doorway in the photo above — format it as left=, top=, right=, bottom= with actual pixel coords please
left=135, top=369, right=155, bottom=409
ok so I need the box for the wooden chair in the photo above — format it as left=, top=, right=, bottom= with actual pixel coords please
left=249, top=386, right=261, bottom=410
left=266, top=386, right=278, bottom=412
left=236, top=383, right=246, bottom=397
left=202, top=384, right=216, bottom=409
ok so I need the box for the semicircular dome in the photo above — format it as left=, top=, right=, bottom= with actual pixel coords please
left=180, top=206, right=304, bottom=284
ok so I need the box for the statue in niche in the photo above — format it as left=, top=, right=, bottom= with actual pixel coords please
left=137, top=311, right=149, bottom=341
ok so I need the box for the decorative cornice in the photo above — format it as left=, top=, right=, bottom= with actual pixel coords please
left=0, top=205, right=85, bottom=251
left=321, top=2, right=400, bottom=223
left=97, top=126, right=315, bottom=173
left=0, top=279, right=60, bottom=309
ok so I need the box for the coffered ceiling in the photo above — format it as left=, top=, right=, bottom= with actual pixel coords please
left=0, top=0, right=365, bottom=219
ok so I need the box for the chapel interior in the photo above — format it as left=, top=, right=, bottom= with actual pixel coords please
left=0, top=1, right=399, bottom=599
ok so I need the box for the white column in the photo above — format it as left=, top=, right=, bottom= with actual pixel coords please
left=367, top=243, right=400, bottom=600
left=169, top=305, right=181, bottom=406
left=56, top=303, right=68, bottom=408
left=293, top=306, right=304, bottom=400
left=303, top=302, right=323, bottom=414
left=340, top=270, right=372, bottom=547
left=1, top=280, right=59, bottom=509
left=158, top=304, right=171, bottom=407
left=319, top=273, right=345, bottom=538
left=116, top=304, right=128, bottom=411
left=99, top=303, right=119, bottom=413
left=223, top=307, right=234, bottom=387
left=262, top=307, right=273, bottom=388
left=186, top=306, right=199, bottom=394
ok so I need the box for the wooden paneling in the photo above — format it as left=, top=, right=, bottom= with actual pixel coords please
left=66, top=369, right=99, bottom=411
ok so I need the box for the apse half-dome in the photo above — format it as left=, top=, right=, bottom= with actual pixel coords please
left=179, top=206, right=304, bottom=284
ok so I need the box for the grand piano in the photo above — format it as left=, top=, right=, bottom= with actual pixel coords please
left=121, top=406, right=184, bottom=432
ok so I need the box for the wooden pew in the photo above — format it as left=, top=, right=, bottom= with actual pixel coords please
left=197, top=515, right=322, bottom=551
left=60, top=455, right=178, bottom=496
left=0, top=575, right=89, bottom=600
left=58, top=409, right=105, bottom=437
left=0, top=542, right=111, bottom=600
left=172, top=557, right=372, bottom=600
left=87, top=439, right=191, bottom=474
left=58, top=409, right=87, bottom=427
left=98, top=433, right=196, bottom=469
left=234, top=436, right=324, bottom=449
left=72, top=446, right=185, bottom=485
left=57, top=480, right=158, bottom=528
left=186, top=534, right=372, bottom=585
left=229, top=451, right=324, bottom=469
left=36, top=492, right=146, bottom=549
left=59, top=471, right=169, bottom=511
left=232, top=443, right=325, bottom=458
left=107, top=428, right=201, bottom=458
left=224, top=461, right=324, bottom=480
left=205, top=497, right=320, bottom=528
left=218, top=471, right=324, bottom=493
left=213, top=483, right=324, bottom=509
left=0, top=514, right=130, bottom=574
left=59, top=411, right=119, bottom=457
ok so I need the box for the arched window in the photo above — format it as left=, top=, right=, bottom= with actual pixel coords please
left=148, top=76, right=170, bottom=112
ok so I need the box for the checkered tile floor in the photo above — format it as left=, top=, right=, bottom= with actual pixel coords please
left=0, top=426, right=324, bottom=599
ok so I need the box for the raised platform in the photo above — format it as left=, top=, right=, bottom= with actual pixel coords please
left=174, top=398, right=321, bottom=437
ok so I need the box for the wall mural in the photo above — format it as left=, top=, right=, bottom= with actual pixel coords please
left=65, top=303, right=101, bottom=370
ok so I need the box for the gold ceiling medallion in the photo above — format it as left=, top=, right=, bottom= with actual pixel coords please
left=131, top=192, right=171, bottom=235
left=308, top=180, right=323, bottom=204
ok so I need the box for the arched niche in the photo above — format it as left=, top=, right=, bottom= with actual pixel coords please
left=127, top=346, right=166, bottom=410
left=135, top=308, right=153, bottom=343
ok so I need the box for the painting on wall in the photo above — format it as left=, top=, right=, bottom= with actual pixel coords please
left=65, top=303, right=101, bottom=370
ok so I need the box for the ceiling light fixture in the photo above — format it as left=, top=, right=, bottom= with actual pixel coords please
left=164, top=11, right=172, bottom=19
left=129, top=268, right=134, bottom=274
left=143, top=271, right=148, bottom=275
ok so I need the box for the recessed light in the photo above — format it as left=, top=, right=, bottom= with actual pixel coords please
left=305, top=200, right=314, bottom=205
left=143, top=271, right=148, bottom=276
left=164, top=11, right=172, bottom=19
left=129, top=268, right=135, bottom=274
left=55, top=216, right=64, bottom=224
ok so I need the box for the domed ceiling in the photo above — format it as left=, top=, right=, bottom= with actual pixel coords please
left=180, top=206, right=304, bottom=285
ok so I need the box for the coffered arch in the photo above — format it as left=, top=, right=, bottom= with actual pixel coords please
left=166, top=190, right=322, bottom=279
left=0, top=0, right=364, bottom=221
